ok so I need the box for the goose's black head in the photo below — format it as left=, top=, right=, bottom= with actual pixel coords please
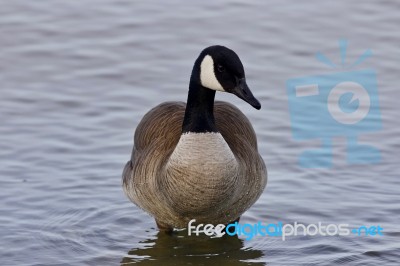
left=193, top=45, right=261, bottom=110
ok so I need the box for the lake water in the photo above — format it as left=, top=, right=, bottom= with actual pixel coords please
left=1, top=0, right=399, bottom=265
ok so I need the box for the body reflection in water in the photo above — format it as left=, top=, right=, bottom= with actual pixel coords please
left=121, top=230, right=264, bottom=265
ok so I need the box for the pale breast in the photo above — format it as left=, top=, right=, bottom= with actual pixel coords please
left=164, top=132, right=240, bottom=216
left=167, top=132, right=238, bottom=178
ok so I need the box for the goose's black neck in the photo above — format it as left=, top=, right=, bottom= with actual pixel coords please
left=182, top=80, right=218, bottom=133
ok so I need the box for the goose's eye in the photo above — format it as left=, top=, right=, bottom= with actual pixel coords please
left=217, top=64, right=225, bottom=73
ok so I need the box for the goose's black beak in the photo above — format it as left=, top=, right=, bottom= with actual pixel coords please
left=232, top=78, right=261, bottom=110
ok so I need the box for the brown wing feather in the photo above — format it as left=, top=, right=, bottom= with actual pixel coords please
left=133, top=101, right=186, bottom=152
left=123, top=101, right=185, bottom=186
left=214, top=101, right=258, bottom=150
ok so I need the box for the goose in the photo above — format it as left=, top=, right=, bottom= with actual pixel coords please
left=123, top=45, right=267, bottom=231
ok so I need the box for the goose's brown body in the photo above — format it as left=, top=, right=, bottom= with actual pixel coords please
left=123, top=101, right=267, bottom=228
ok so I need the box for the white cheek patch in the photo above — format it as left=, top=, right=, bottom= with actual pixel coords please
left=200, top=55, right=224, bottom=91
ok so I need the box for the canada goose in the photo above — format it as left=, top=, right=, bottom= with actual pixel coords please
left=123, top=45, right=267, bottom=231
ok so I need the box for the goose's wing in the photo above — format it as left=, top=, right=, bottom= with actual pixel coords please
left=123, top=101, right=186, bottom=185
left=132, top=101, right=185, bottom=152
left=123, top=100, right=263, bottom=183
left=215, top=101, right=267, bottom=213
left=214, top=101, right=258, bottom=152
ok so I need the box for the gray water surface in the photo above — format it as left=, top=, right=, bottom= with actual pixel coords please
left=1, top=1, right=400, bottom=265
